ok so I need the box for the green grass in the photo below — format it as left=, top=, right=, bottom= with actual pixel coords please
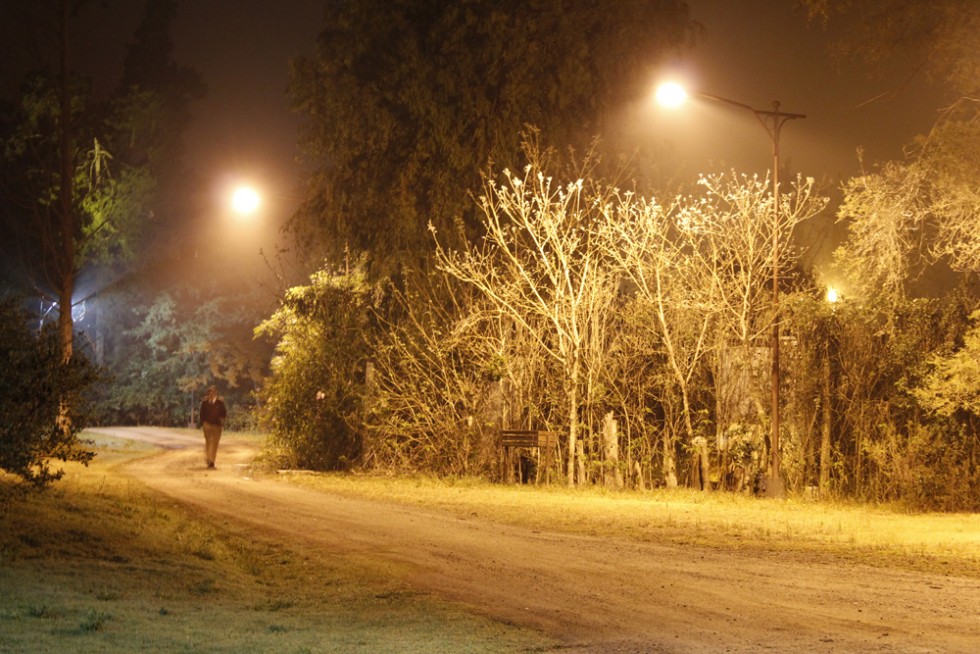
left=0, top=434, right=553, bottom=653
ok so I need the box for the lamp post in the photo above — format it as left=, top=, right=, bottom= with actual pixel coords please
left=656, top=81, right=806, bottom=498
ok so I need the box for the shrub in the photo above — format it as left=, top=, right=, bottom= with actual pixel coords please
left=0, top=296, right=97, bottom=488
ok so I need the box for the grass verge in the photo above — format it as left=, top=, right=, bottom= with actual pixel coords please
left=278, top=471, right=980, bottom=579
left=0, top=434, right=553, bottom=654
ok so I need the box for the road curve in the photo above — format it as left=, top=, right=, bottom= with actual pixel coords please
left=93, top=427, right=980, bottom=654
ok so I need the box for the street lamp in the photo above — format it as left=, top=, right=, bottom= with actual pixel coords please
left=230, top=184, right=262, bottom=215
left=656, top=81, right=806, bottom=498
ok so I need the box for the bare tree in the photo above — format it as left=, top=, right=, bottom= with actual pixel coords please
left=369, top=275, right=511, bottom=475
left=606, top=173, right=824, bottom=487
left=602, top=191, right=710, bottom=486
left=433, top=144, right=622, bottom=485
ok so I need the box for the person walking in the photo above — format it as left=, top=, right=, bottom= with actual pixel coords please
left=198, top=385, right=227, bottom=468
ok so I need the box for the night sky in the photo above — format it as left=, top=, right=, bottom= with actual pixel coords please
left=46, top=0, right=950, bottom=247
left=672, top=0, right=940, bottom=180
left=69, top=0, right=323, bottom=231
left=76, top=1, right=940, bottom=197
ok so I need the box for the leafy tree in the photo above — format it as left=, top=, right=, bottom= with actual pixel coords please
left=807, top=1, right=980, bottom=301
left=604, top=173, right=825, bottom=487
left=1, top=0, right=204, bottom=376
left=288, top=0, right=695, bottom=272
left=0, top=295, right=96, bottom=489
left=256, top=264, right=374, bottom=470
left=2, top=0, right=218, bottom=428
left=92, top=286, right=270, bottom=427
left=914, top=309, right=980, bottom=418
left=803, top=0, right=980, bottom=98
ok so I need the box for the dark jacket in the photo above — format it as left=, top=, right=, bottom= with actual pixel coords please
left=199, top=397, right=227, bottom=427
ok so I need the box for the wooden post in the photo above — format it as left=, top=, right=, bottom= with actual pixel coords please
left=602, top=412, right=623, bottom=489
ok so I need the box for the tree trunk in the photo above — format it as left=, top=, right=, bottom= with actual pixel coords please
left=819, top=333, right=832, bottom=494
left=58, top=0, right=75, bottom=365
left=56, top=0, right=75, bottom=436
left=567, top=359, right=579, bottom=486
left=663, top=434, right=678, bottom=487
left=695, top=436, right=711, bottom=491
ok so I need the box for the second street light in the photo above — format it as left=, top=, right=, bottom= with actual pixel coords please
left=656, top=80, right=806, bottom=498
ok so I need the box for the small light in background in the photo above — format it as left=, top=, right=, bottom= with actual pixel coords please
left=826, top=286, right=839, bottom=304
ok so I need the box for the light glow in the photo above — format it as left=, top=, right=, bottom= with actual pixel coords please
left=655, top=81, right=689, bottom=109
left=826, top=286, right=839, bottom=304
left=231, top=185, right=261, bottom=214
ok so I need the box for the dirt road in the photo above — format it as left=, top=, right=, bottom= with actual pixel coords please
left=96, top=427, right=980, bottom=653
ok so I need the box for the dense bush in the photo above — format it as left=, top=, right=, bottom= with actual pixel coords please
left=0, top=296, right=97, bottom=488
left=256, top=265, right=373, bottom=470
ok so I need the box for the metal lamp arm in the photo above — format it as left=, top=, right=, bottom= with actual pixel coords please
left=695, top=92, right=806, bottom=146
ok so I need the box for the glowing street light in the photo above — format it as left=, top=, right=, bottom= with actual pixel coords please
left=654, top=81, right=688, bottom=108
left=230, top=185, right=261, bottom=215
left=656, top=80, right=806, bottom=498
left=825, top=286, right=839, bottom=304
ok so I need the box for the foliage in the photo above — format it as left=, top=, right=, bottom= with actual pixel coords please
left=0, top=295, right=96, bottom=488
left=833, top=107, right=980, bottom=300
left=91, top=287, right=269, bottom=427
left=0, top=71, right=121, bottom=289
left=368, top=275, right=508, bottom=476
left=1, top=0, right=206, bottom=409
left=255, top=0, right=980, bottom=509
left=287, top=0, right=695, bottom=272
left=256, top=263, right=374, bottom=470
left=604, top=172, right=825, bottom=486
left=828, top=294, right=973, bottom=499
left=803, top=0, right=980, bottom=98
left=914, top=309, right=980, bottom=418
left=833, top=161, right=927, bottom=301
left=3, top=0, right=219, bottom=428
left=862, top=419, right=980, bottom=512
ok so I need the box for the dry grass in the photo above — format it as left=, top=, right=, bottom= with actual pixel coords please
left=0, top=434, right=552, bottom=653
left=279, top=472, right=980, bottom=578
left=4, top=431, right=977, bottom=653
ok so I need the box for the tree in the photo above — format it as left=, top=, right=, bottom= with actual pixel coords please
left=92, top=286, right=268, bottom=427
left=804, top=0, right=980, bottom=98
left=911, top=308, right=980, bottom=509
left=368, top=274, right=511, bottom=475
left=0, top=1, right=218, bottom=427
left=288, top=0, right=695, bottom=272
left=806, top=0, right=980, bottom=295
left=0, top=0, right=204, bottom=366
left=0, top=295, right=96, bottom=489
left=256, top=264, right=374, bottom=470
left=604, top=173, right=825, bottom=488
left=807, top=0, right=980, bottom=507
left=914, top=309, right=980, bottom=418
left=434, top=142, right=624, bottom=485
